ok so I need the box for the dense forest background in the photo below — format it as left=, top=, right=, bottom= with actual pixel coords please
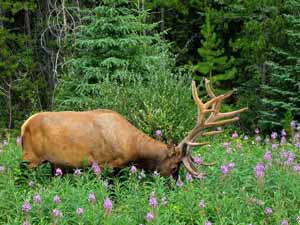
left=0, top=0, right=299, bottom=140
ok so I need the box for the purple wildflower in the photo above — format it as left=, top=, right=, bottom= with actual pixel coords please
left=265, top=137, right=270, bottom=144
left=205, top=221, right=212, bottom=225
left=265, top=207, right=272, bottom=215
left=293, top=164, right=300, bottom=174
left=255, top=135, right=262, bottom=142
left=76, top=207, right=84, bottom=216
left=255, top=162, right=265, bottom=178
left=92, top=162, right=101, bottom=176
left=281, top=151, right=289, bottom=159
left=281, top=136, right=286, bottom=144
left=255, top=128, right=260, bottom=134
left=53, top=195, right=61, bottom=204
left=281, top=129, right=287, bottom=137
left=199, top=199, right=205, bottom=209
left=281, top=220, right=288, bottom=225
left=161, top=196, right=167, bottom=205
left=186, top=173, right=193, bottom=182
left=228, top=162, right=235, bottom=170
left=146, top=212, right=154, bottom=222
left=16, top=136, right=22, bottom=145
left=264, top=151, right=272, bottom=161
left=33, top=194, right=42, bottom=204
left=130, top=165, right=137, bottom=174
left=74, top=169, right=82, bottom=176
left=138, top=170, right=146, bottom=179
left=22, top=201, right=31, bottom=213
left=271, top=143, right=278, bottom=150
left=52, top=208, right=62, bottom=217
left=0, top=166, right=5, bottom=172
left=149, top=193, right=157, bottom=208
left=194, top=156, right=203, bottom=165
left=28, top=180, right=34, bottom=187
left=103, top=198, right=113, bottom=215
left=88, top=192, right=96, bottom=204
left=232, top=131, right=238, bottom=139
left=3, top=140, right=8, bottom=146
left=155, top=130, right=162, bottom=137
left=176, top=177, right=183, bottom=187
left=223, top=142, right=230, bottom=149
left=295, top=141, right=300, bottom=148
left=290, top=120, right=296, bottom=128
left=221, top=164, right=229, bottom=175
left=271, top=132, right=278, bottom=139
left=55, top=168, right=63, bottom=177
left=22, top=221, right=30, bottom=225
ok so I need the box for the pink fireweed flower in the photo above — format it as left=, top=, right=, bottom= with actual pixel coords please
left=255, top=162, right=265, bottom=178
left=232, top=131, right=238, bottom=139
left=88, top=192, right=96, bottom=204
left=149, top=193, right=157, bottom=208
left=146, top=212, right=154, bottom=222
left=161, top=196, right=167, bottom=205
left=205, top=221, right=212, bottom=225
left=194, top=156, right=203, bottom=165
left=281, top=136, right=286, bottom=144
left=281, top=151, right=289, bottom=159
left=92, top=162, right=101, bottom=176
left=186, top=173, right=193, bottom=182
left=255, top=128, right=260, bottom=134
left=52, top=208, right=63, bottom=217
left=28, top=180, right=34, bottom=187
left=33, top=194, right=42, bottom=204
left=155, top=130, right=162, bottom=137
left=271, top=132, right=278, bottom=139
left=53, top=195, right=60, bottom=204
left=130, top=165, right=137, bottom=174
left=76, top=207, right=84, bottom=216
left=103, top=198, right=113, bottom=215
left=290, top=120, right=296, bottom=128
left=55, top=168, right=63, bottom=177
left=74, top=169, right=82, bottom=176
left=281, top=220, right=288, bottom=225
left=265, top=207, right=272, bottom=215
left=264, top=151, right=272, bottom=161
left=16, top=136, right=22, bottom=145
left=228, top=162, right=235, bottom=170
left=176, top=177, right=183, bottom=187
left=293, top=164, right=300, bottom=174
left=281, top=129, right=287, bottom=136
left=221, top=164, right=229, bottom=175
left=271, top=143, right=278, bottom=150
left=295, top=142, right=300, bottom=148
left=138, top=170, right=146, bottom=179
left=0, top=166, right=5, bottom=172
left=255, top=135, right=262, bottom=142
left=22, top=201, right=31, bottom=213
left=199, top=199, right=205, bottom=209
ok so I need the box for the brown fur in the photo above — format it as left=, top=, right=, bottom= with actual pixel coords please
left=21, top=109, right=182, bottom=177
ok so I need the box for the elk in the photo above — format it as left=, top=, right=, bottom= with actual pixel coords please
left=21, top=79, right=247, bottom=178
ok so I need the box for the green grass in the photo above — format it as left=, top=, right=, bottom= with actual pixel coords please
left=0, top=134, right=300, bottom=225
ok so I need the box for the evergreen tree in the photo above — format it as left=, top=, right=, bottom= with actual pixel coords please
left=56, top=0, right=162, bottom=110
left=194, top=8, right=236, bottom=88
left=259, top=0, right=300, bottom=130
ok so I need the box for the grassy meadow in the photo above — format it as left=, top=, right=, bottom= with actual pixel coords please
left=0, top=131, right=300, bottom=225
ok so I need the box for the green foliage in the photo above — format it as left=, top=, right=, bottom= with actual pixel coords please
left=0, top=0, right=38, bottom=129
left=194, top=8, right=236, bottom=88
left=259, top=0, right=300, bottom=131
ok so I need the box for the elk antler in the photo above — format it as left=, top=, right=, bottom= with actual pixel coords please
left=180, top=79, right=248, bottom=178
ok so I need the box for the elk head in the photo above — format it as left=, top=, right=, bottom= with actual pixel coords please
left=166, top=78, right=248, bottom=178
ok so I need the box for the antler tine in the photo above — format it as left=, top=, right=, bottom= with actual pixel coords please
left=205, top=78, right=216, bottom=98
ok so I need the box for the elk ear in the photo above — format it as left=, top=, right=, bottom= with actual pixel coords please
left=167, top=144, right=181, bottom=157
